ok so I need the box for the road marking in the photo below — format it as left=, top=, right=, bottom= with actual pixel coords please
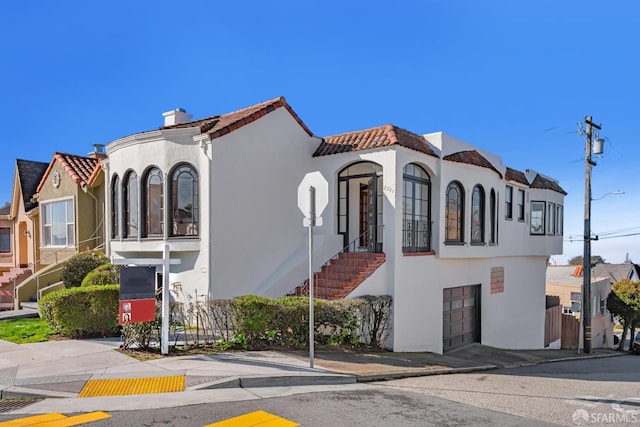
left=205, top=410, right=299, bottom=427
left=78, top=375, right=185, bottom=397
left=0, top=413, right=67, bottom=426
left=0, top=412, right=110, bottom=427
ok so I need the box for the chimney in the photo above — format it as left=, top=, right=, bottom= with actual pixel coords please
left=88, top=143, right=107, bottom=159
left=163, top=108, right=193, bottom=126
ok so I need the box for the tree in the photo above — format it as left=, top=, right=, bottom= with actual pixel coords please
left=607, top=279, right=640, bottom=351
left=567, top=255, right=605, bottom=265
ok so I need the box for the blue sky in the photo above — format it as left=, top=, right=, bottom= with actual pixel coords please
left=1, top=1, right=638, bottom=264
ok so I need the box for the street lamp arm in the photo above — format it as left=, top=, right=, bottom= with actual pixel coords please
left=591, top=190, right=624, bottom=201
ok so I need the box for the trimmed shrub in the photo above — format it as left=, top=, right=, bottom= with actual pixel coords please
left=61, top=250, right=109, bottom=288
left=81, top=263, right=121, bottom=287
left=40, top=285, right=120, bottom=338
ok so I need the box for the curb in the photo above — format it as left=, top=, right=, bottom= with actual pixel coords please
left=356, top=364, right=498, bottom=383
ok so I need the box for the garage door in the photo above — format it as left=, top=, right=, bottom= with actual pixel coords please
left=443, top=285, right=480, bottom=352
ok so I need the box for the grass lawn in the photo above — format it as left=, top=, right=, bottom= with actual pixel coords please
left=0, top=318, right=55, bottom=344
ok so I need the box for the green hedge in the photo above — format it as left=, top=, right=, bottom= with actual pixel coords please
left=60, top=250, right=109, bottom=288
left=81, top=263, right=120, bottom=287
left=40, top=285, right=120, bottom=338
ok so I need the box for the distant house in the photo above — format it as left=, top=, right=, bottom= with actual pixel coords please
left=33, top=150, right=106, bottom=266
left=13, top=149, right=105, bottom=307
left=593, top=262, right=640, bottom=283
left=0, top=159, right=49, bottom=309
left=546, top=265, right=614, bottom=349
left=105, top=97, right=566, bottom=353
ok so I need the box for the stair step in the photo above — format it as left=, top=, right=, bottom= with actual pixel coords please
left=288, top=252, right=386, bottom=300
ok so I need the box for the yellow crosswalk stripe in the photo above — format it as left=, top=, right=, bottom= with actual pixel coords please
left=27, top=411, right=111, bottom=427
left=0, top=413, right=67, bottom=426
left=205, top=410, right=299, bottom=427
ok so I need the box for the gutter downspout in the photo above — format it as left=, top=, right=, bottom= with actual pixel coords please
left=81, top=183, right=101, bottom=251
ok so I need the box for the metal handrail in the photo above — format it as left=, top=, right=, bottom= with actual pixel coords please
left=290, top=225, right=384, bottom=299
left=36, top=235, right=105, bottom=266
left=9, top=236, right=105, bottom=308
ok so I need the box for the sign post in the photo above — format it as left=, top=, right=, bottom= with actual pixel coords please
left=297, top=172, right=328, bottom=369
left=308, top=186, right=315, bottom=368
left=112, top=244, right=180, bottom=355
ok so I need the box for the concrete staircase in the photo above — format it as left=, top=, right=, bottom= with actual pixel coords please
left=289, top=252, right=385, bottom=300
left=0, top=267, right=33, bottom=310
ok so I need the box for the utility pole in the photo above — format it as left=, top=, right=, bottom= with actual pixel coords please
left=582, top=116, right=602, bottom=354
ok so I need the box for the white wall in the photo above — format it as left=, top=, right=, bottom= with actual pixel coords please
left=209, top=108, right=321, bottom=298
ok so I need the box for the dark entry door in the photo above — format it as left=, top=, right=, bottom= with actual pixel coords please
left=443, top=285, right=480, bottom=352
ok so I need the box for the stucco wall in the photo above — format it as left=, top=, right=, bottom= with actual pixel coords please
left=107, top=126, right=210, bottom=300
left=209, top=108, right=320, bottom=298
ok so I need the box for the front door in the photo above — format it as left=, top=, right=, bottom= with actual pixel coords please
left=18, top=222, right=28, bottom=267
left=337, top=162, right=383, bottom=253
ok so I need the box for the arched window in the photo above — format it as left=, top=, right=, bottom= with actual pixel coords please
left=471, top=185, right=485, bottom=244
left=445, top=181, right=464, bottom=243
left=402, top=163, right=431, bottom=252
left=123, top=171, right=138, bottom=238
left=170, top=164, right=199, bottom=237
left=489, top=189, right=497, bottom=244
left=111, top=174, right=120, bottom=239
left=143, top=167, right=164, bottom=237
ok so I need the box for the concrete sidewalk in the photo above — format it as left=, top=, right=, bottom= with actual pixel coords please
left=0, top=337, right=624, bottom=415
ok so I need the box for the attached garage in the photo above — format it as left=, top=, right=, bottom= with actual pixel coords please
left=443, top=285, right=480, bottom=352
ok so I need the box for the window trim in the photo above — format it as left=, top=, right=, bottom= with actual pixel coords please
left=445, top=181, right=465, bottom=244
left=41, top=197, right=75, bottom=248
left=0, top=227, right=11, bottom=253
left=143, top=166, right=164, bottom=238
left=169, top=163, right=199, bottom=238
left=111, top=174, right=120, bottom=239
left=530, top=200, right=546, bottom=235
left=123, top=170, right=139, bottom=239
left=505, top=185, right=513, bottom=220
left=556, top=204, right=564, bottom=235
left=402, top=163, right=432, bottom=253
left=488, top=189, right=497, bottom=245
left=517, top=189, right=525, bottom=222
left=470, top=184, right=485, bottom=245
left=547, top=202, right=556, bottom=235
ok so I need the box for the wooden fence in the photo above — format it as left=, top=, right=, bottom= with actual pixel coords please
left=544, top=304, right=562, bottom=347
left=561, top=314, right=580, bottom=349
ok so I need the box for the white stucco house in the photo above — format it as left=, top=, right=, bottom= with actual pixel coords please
left=105, top=96, right=565, bottom=354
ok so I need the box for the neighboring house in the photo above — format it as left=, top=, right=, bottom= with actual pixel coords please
left=34, top=149, right=106, bottom=266
left=13, top=148, right=106, bottom=308
left=0, top=159, right=49, bottom=309
left=593, top=262, right=640, bottom=283
left=105, top=96, right=565, bottom=354
left=546, top=265, right=614, bottom=349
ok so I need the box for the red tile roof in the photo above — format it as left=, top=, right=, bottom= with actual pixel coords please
left=161, top=96, right=313, bottom=140
left=505, top=167, right=529, bottom=185
left=442, top=150, right=503, bottom=178
left=529, top=174, right=567, bottom=195
left=37, top=153, right=101, bottom=193
left=314, top=124, right=438, bottom=157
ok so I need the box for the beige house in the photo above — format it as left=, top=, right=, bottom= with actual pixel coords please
left=13, top=148, right=106, bottom=308
left=546, top=265, right=614, bottom=349
left=34, top=150, right=106, bottom=266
